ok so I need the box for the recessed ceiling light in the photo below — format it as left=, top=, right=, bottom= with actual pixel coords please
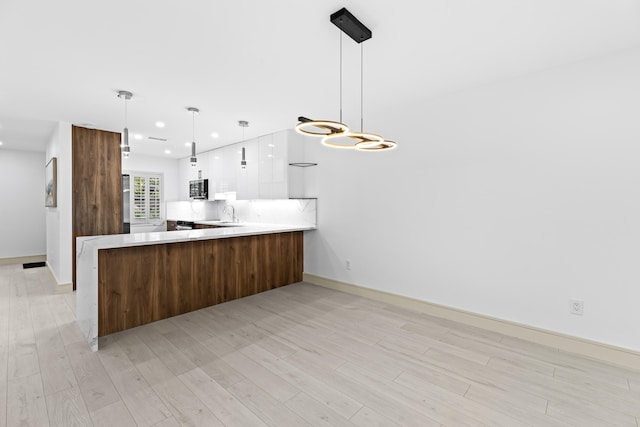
left=268, top=143, right=275, bottom=147
left=155, top=121, right=165, bottom=128
left=164, top=149, right=171, bottom=154
left=134, top=134, right=143, bottom=140
left=214, top=156, right=220, bottom=160
left=184, top=142, right=191, bottom=147
left=0, top=141, right=3, bottom=146
left=211, top=132, right=219, bottom=139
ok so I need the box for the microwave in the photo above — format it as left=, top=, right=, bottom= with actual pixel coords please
left=189, top=179, right=208, bottom=199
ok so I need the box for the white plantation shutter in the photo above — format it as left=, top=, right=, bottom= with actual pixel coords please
left=133, top=175, right=147, bottom=221
left=148, top=176, right=161, bottom=220
left=130, top=173, right=163, bottom=223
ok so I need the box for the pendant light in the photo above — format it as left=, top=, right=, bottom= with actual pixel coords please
left=239, top=120, right=248, bottom=169
left=187, top=107, right=199, bottom=167
left=117, top=90, right=133, bottom=158
left=296, top=8, right=396, bottom=151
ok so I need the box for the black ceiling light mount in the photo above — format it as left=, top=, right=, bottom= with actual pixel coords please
left=330, top=7, right=372, bottom=43
left=296, top=7, right=396, bottom=152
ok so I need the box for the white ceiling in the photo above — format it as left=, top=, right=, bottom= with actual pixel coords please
left=1, top=0, right=639, bottom=157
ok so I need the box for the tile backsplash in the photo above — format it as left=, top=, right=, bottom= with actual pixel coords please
left=166, top=199, right=317, bottom=227
left=166, top=200, right=219, bottom=221
left=222, top=199, right=316, bottom=227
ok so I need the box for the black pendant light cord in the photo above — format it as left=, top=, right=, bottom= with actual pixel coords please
left=339, top=31, right=343, bottom=124
left=360, top=42, right=363, bottom=133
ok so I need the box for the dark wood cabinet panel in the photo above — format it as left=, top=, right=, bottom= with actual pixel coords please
left=193, top=223, right=220, bottom=229
left=72, top=126, right=122, bottom=290
left=97, top=231, right=303, bottom=336
left=98, top=243, right=164, bottom=335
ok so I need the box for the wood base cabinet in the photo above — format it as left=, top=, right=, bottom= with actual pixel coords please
left=97, top=231, right=303, bottom=336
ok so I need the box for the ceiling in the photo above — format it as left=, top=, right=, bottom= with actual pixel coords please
left=1, top=0, right=639, bottom=157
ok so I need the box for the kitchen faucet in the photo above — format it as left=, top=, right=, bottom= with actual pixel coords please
left=224, top=205, right=238, bottom=223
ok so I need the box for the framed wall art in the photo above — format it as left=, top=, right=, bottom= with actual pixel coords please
left=45, top=157, right=57, bottom=207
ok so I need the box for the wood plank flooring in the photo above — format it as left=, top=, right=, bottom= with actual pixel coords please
left=1, top=263, right=639, bottom=426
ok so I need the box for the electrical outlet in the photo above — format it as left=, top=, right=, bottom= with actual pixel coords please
left=345, top=259, right=351, bottom=270
left=569, top=299, right=584, bottom=316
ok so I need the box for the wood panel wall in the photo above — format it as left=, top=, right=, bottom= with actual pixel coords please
left=97, top=231, right=303, bottom=336
left=72, top=126, right=122, bottom=289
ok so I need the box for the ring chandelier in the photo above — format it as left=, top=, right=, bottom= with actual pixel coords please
left=295, top=8, right=397, bottom=152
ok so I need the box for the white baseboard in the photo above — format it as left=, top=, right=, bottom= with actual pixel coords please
left=303, top=273, right=640, bottom=371
left=45, top=263, right=73, bottom=294
left=0, top=255, right=46, bottom=266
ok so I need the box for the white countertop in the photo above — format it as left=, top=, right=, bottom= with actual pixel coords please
left=77, top=223, right=315, bottom=252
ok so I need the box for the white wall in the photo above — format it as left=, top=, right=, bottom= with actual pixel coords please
left=123, top=153, right=179, bottom=201
left=304, top=47, right=640, bottom=353
left=0, top=149, right=46, bottom=259
left=45, top=122, right=72, bottom=285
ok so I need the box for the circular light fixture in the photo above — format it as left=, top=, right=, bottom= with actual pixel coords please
left=211, top=132, right=219, bottom=138
left=184, top=142, right=191, bottom=147
left=164, top=149, right=171, bottom=154
left=356, top=139, right=397, bottom=151
left=133, top=134, right=143, bottom=140
left=155, top=121, right=165, bottom=128
left=296, top=120, right=348, bottom=137
left=322, top=131, right=384, bottom=149
left=0, top=141, right=3, bottom=146
left=295, top=11, right=397, bottom=152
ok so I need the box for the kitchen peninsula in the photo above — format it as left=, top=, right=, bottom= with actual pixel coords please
left=76, top=222, right=315, bottom=351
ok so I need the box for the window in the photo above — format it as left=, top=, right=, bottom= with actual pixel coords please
left=131, top=172, right=163, bottom=224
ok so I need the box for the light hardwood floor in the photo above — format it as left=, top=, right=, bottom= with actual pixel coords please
left=1, top=263, right=639, bottom=426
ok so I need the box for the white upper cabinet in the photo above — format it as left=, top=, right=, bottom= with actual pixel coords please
left=236, top=139, right=259, bottom=200
left=178, top=129, right=315, bottom=201
left=210, top=144, right=238, bottom=195
left=258, top=132, right=288, bottom=199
